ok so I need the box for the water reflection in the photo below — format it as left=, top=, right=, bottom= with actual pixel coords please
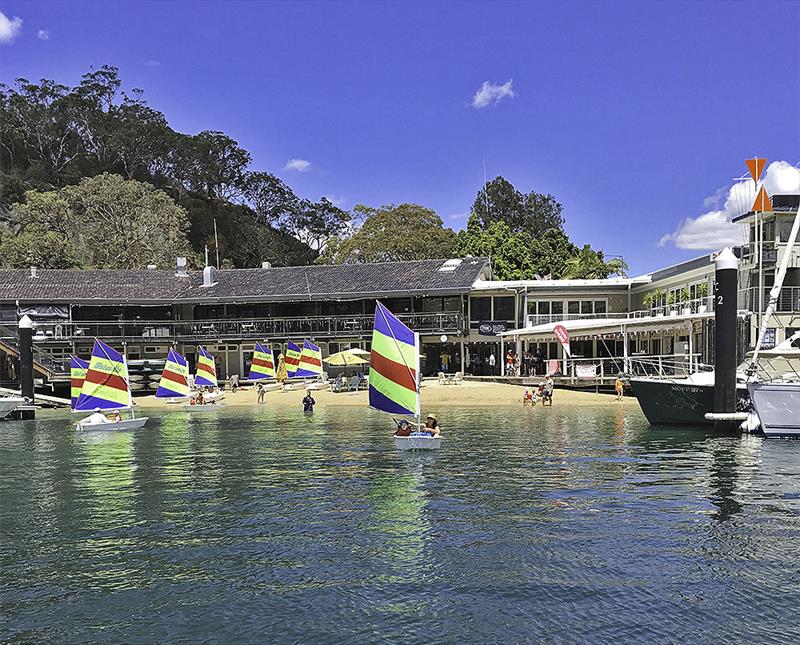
left=4, top=405, right=800, bottom=643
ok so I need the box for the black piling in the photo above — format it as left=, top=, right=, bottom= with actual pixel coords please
left=18, top=314, right=35, bottom=420
left=713, top=248, right=738, bottom=432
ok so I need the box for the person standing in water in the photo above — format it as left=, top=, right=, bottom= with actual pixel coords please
left=302, top=390, right=315, bottom=413
left=257, top=382, right=265, bottom=404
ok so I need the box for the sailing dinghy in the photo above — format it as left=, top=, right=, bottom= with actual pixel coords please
left=369, top=302, right=441, bottom=450
left=248, top=342, right=282, bottom=391
left=74, top=340, right=148, bottom=431
left=155, top=349, right=191, bottom=403
left=193, top=346, right=224, bottom=402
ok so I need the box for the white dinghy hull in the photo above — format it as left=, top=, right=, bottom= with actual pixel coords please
left=394, top=435, right=442, bottom=450
left=78, top=417, right=149, bottom=432
left=748, top=382, right=800, bottom=437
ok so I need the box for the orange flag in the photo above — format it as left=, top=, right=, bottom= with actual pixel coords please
left=751, top=185, right=772, bottom=212
left=746, top=157, right=767, bottom=183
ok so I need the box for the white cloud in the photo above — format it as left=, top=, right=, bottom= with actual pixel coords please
left=283, top=158, right=311, bottom=172
left=659, top=160, right=800, bottom=250
left=144, top=59, right=160, bottom=67
left=0, top=11, right=23, bottom=44
left=323, top=195, right=346, bottom=207
left=472, top=79, right=515, bottom=109
left=37, top=29, right=49, bottom=40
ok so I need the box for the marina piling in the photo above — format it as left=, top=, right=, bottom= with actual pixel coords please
left=712, top=248, right=738, bottom=431
left=17, top=314, right=35, bottom=419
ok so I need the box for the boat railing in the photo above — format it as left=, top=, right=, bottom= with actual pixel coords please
left=553, top=353, right=707, bottom=382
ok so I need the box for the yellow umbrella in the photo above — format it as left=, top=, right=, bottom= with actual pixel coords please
left=323, top=350, right=369, bottom=366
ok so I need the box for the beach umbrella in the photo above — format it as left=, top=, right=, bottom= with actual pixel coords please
left=347, top=348, right=370, bottom=356
left=323, top=349, right=369, bottom=366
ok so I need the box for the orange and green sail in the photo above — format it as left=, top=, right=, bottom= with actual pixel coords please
left=248, top=342, right=275, bottom=380
left=70, top=355, right=89, bottom=409
left=155, top=349, right=190, bottom=398
left=195, top=346, right=217, bottom=387
left=285, top=341, right=302, bottom=377
left=295, top=340, right=322, bottom=378
left=369, top=302, right=419, bottom=417
left=74, top=339, right=132, bottom=412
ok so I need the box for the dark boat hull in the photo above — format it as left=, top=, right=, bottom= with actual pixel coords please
left=630, top=378, right=716, bottom=426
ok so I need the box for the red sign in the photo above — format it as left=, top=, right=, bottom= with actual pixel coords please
left=554, top=324, right=569, bottom=345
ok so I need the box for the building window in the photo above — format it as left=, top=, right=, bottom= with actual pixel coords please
left=594, top=300, right=606, bottom=314
left=580, top=301, right=593, bottom=314
left=470, top=297, right=492, bottom=321
left=568, top=301, right=580, bottom=315
left=552, top=301, right=564, bottom=315
left=537, top=301, right=550, bottom=315
left=493, top=296, right=515, bottom=321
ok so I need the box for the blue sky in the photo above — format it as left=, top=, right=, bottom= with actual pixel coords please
left=1, top=0, right=798, bottom=273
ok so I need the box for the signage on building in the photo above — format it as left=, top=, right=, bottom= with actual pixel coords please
left=554, top=324, right=571, bottom=357
left=478, top=321, right=508, bottom=336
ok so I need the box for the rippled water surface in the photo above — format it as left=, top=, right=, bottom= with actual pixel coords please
left=3, top=404, right=800, bottom=643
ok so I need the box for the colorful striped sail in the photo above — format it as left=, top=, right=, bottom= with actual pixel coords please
left=295, top=340, right=323, bottom=378
left=285, top=341, right=302, bottom=377
left=155, top=349, right=190, bottom=398
left=369, top=302, right=420, bottom=417
left=248, top=342, right=275, bottom=380
left=70, top=355, right=89, bottom=409
left=195, top=346, right=217, bottom=387
left=74, top=339, right=132, bottom=412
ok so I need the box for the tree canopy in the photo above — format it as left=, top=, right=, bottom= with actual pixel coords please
left=320, top=204, right=456, bottom=264
left=456, top=176, right=626, bottom=280
left=0, top=65, right=349, bottom=268
left=2, top=174, right=195, bottom=269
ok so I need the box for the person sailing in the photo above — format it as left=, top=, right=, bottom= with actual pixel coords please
left=85, top=407, right=109, bottom=425
left=422, top=413, right=441, bottom=436
left=394, top=419, right=412, bottom=437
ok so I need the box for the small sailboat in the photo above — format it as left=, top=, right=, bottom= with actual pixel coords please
left=248, top=342, right=282, bottom=392
left=74, top=340, right=148, bottom=431
left=192, top=346, right=224, bottom=402
left=70, top=355, right=89, bottom=408
left=283, top=340, right=306, bottom=390
left=291, top=340, right=327, bottom=390
left=369, top=302, right=441, bottom=450
left=155, top=349, right=191, bottom=403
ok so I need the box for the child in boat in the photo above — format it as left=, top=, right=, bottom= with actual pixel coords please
left=108, top=410, right=122, bottom=423
left=302, top=390, right=315, bottom=413
left=422, top=413, right=441, bottom=436
left=395, top=419, right=412, bottom=436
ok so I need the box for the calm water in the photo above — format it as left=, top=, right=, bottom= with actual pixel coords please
left=2, top=404, right=800, bottom=643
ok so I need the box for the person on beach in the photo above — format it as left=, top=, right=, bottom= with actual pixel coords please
left=615, top=374, right=625, bottom=400
left=257, top=382, right=265, bottom=404
left=505, top=350, right=515, bottom=376
left=440, top=351, right=450, bottom=371
left=302, top=390, right=315, bottom=413
left=394, top=419, right=412, bottom=437
left=423, top=413, right=441, bottom=436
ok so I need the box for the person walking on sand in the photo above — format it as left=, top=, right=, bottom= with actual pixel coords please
left=615, top=374, right=625, bottom=400
left=257, top=382, right=265, bottom=404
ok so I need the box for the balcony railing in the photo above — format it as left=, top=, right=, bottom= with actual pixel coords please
left=0, top=312, right=465, bottom=344
left=742, top=287, right=800, bottom=313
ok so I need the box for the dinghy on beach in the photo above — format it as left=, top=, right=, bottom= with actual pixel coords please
left=248, top=342, right=282, bottom=391
left=74, top=340, right=148, bottom=431
left=369, top=302, right=441, bottom=450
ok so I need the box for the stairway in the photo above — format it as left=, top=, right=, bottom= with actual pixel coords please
left=0, top=325, right=68, bottom=380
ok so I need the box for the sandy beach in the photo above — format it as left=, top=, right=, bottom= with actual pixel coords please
left=133, top=379, right=640, bottom=411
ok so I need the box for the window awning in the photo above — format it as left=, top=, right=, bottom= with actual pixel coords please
left=499, top=311, right=716, bottom=342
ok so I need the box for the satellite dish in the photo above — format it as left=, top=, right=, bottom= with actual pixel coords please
left=440, top=335, right=448, bottom=343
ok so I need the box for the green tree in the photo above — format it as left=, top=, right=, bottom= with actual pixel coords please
left=472, top=176, right=565, bottom=235
left=320, top=203, right=456, bottom=264
left=6, top=173, right=195, bottom=269
left=563, top=245, right=628, bottom=279
left=0, top=224, right=82, bottom=269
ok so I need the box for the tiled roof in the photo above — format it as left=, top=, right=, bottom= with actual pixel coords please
left=0, top=258, right=490, bottom=304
